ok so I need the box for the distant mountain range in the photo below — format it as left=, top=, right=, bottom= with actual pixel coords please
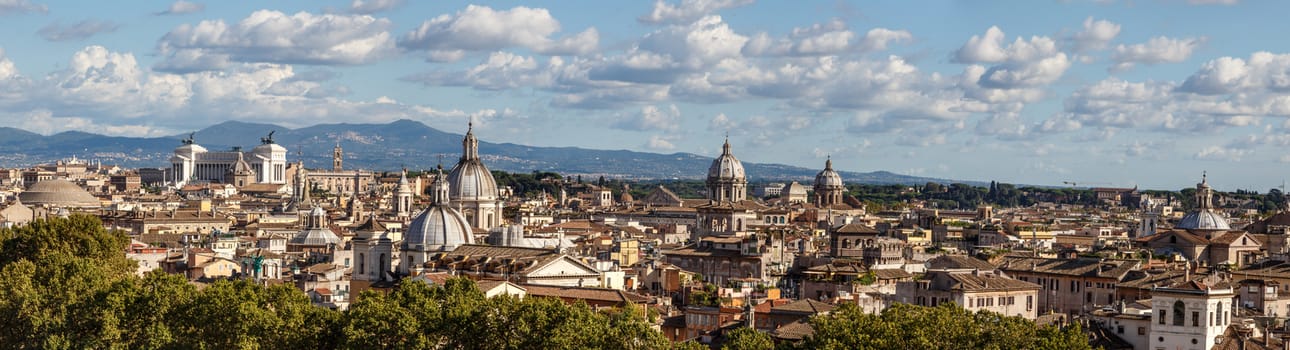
left=0, top=120, right=983, bottom=186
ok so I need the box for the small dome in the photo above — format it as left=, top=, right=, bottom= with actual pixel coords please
left=404, top=207, right=474, bottom=252
left=814, top=158, right=844, bottom=189
left=290, top=227, right=342, bottom=246
left=405, top=167, right=475, bottom=252
left=1177, top=210, right=1230, bottom=231
left=707, top=139, right=746, bottom=182
left=20, top=179, right=100, bottom=208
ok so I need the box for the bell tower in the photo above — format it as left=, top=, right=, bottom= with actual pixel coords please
left=332, top=143, right=343, bottom=172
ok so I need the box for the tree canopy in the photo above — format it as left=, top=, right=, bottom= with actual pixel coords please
left=0, top=215, right=670, bottom=349
left=791, top=303, right=1091, bottom=350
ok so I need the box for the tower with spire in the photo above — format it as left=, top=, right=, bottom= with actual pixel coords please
left=332, top=142, right=343, bottom=172
left=396, top=168, right=413, bottom=219
left=447, top=122, right=503, bottom=230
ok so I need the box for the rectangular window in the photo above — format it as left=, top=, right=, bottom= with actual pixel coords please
left=969, top=299, right=973, bottom=307
left=1138, top=327, right=1146, bottom=335
left=1193, top=311, right=1199, bottom=327
left=1117, top=325, right=1124, bottom=334
left=1210, top=311, right=1214, bottom=326
left=1027, top=296, right=1033, bottom=310
left=1159, top=310, right=1166, bottom=325
left=998, top=296, right=1005, bottom=305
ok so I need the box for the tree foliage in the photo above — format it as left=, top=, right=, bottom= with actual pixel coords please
left=0, top=215, right=668, bottom=349
left=791, top=303, right=1091, bottom=350
left=722, top=326, right=774, bottom=350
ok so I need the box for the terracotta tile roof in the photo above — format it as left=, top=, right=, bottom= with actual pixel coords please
left=927, top=255, right=996, bottom=271
left=771, top=299, right=835, bottom=315
left=1210, top=231, right=1259, bottom=245
left=803, top=263, right=865, bottom=275
left=519, top=283, right=651, bottom=304
left=946, top=273, right=1040, bottom=292
left=770, top=320, right=814, bottom=341
left=996, top=255, right=1139, bottom=279
left=871, top=268, right=912, bottom=280
left=832, top=223, right=879, bottom=234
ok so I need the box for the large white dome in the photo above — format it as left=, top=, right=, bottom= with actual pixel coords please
left=20, top=179, right=100, bottom=208
left=1177, top=210, right=1230, bottom=231
left=448, top=124, right=499, bottom=201
left=814, top=158, right=844, bottom=189
left=707, top=139, right=746, bottom=182
left=448, top=161, right=498, bottom=201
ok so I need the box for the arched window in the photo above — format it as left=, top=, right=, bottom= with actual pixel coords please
left=1173, top=300, right=1185, bottom=326
left=1217, top=302, right=1224, bottom=325
left=357, top=253, right=365, bottom=274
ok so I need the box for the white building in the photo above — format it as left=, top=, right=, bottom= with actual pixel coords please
left=1148, top=281, right=1234, bottom=350
left=169, top=132, right=288, bottom=188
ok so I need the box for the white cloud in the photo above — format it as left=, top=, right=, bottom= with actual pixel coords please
left=1111, top=36, right=1204, bottom=71
left=1171, top=52, right=1290, bottom=97
left=709, top=113, right=735, bottom=131
left=953, top=26, right=1071, bottom=90
left=37, top=20, right=120, bottom=42
left=0, top=49, right=19, bottom=80
left=157, top=1, right=204, bottom=15
left=0, top=0, right=46, bottom=15
left=613, top=104, right=682, bottom=132
left=0, top=45, right=509, bottom=136
left=1070, top=17, right=1120, bottom=52
left=742, top=19, right=911, bottom=56
left=349, top=0, right=403, bottom=14
left=954, top=26, right=1061, bottom=64
left=156, top=10, right=396, bottom=72
left=645, top=135, right=678, bottom=150
left=1195, top=145, right=1250, bottom=161
left=399, top=5, right=598, bottom=60
left=638, top=0, right=753, bottom=25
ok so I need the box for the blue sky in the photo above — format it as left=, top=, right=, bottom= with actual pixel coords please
left=1, top=0, right=1288, bottom=190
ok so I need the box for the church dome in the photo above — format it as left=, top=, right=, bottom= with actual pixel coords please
left=20, top=179, right=100, bottom=208
left=814, top=158, right=844, bottom=189
left=448, top=123, right=499, bottom=201
left=405, top=167, right=475, bottom=252
left=448, top=161, right=498, bottom=200
left=1177, top=172, right=1229, bottom=231
left=707, top=139, right=746, bottom=182
left=404, top=206, right=474, bottom=252
left=1176, top=210, right=1230, bottom=231
left=290, top=227, right=343, bottom=246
